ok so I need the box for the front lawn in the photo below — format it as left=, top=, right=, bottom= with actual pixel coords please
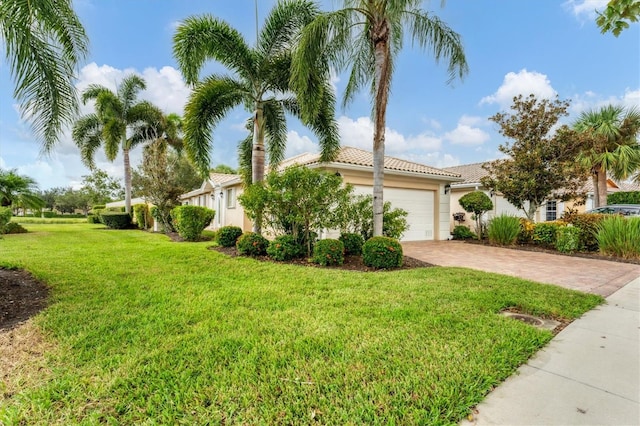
left=0, top=224, right=602, bottom=425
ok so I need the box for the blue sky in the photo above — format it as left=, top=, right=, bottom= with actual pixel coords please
left=0, top=0, right=638, bottom=190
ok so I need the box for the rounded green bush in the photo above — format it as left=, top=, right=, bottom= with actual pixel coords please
left=312, top=239, right=345, bottom=266
left=2, top=222, right=27, bottom=234
left=236, top=232, right=269, bottom=256
left=170, top=205, right=215, bottom=241
left=267, top=234, right=304, bottom=261
left=556, top=225, right=582, bottom=253
left=87, top=214, right=101, bottom=224
left=362, top=236, right=403, bottom=269
left=451, top=225, right=475, bottom=240
left=217, top=226, right=243, bottom=247
left=101, top=212, right=132, bottom=229
left=339, top=233, right=364, bottom=255
left=0, top=207, right=12, bottom=230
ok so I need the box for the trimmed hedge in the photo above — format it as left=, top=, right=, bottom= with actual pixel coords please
left=339, top=233, right=364, bottom=256
left=362, top=236, right=403, bottom=269
left=87, top=214, right=101, bottom=224
left=267, top=235, right=305, bottom=261
left=607, top=191, right=640, bottom=205
left=170, top=205, right=215, bottom=242
left=3, top=222, right=27, bottom=234
left=101, top=212, right=132, bottom=229
left=133, top=204, right=153, bottom=230
left=217, top=226, right=243, bottom=247
left=312, top=239, right=345, bottom=266
left=236, top=232, right=269, bottom=256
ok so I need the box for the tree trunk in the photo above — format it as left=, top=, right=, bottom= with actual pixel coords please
left=123, top=146, right=132, bottom=214
left=252, top=102, right=265, bottom=233
left=591, top=170, right=600, bottom=208
left=526, top=201, right=538, bottom=222
left=372, top=22, right=391, bottom=237
left=597, top=166, right=608, bottom=207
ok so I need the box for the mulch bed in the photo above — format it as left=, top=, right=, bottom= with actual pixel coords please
left=0, top=269, right=48, bottom=332
left=210, top=245, right=434, bottom=272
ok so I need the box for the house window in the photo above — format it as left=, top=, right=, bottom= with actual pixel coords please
left=226, top=188, right=235, bottom=209
left=546, top=201, right=557, bottom=221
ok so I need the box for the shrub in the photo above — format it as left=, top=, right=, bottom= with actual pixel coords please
left=607, top=191, right=640, bottom=205
left=2, top=222, right=27, bottom=234
left=362, top=236, right=403, bottom=269
left=236, top=232, right=269, bottom=256
left=100, top=212, right=132, bottom=229
left=133, top=204, right=153, bottom=230
left=597, top=216, right=640, bottom=259
left=451, top=225, right=476, bottom=240
left=170, top=205, right=215, bottom=242
left=42, top=211, right=56, bottom=218
left=518, top=218, right=535, bottom=244
left=335, top=194, right=409, bottom=241
left=556, top=225, right=582, bottom=253
left=562, top=213, right=608, bottom=252
left=0, top=207, right=12, bottom=231
left=312, top=239, right=345, bottom=266
left=87, top=214, right=101, bottom=224
left=487, top=214, right=520, bottom=246
left=267, top=235, right=305, bottom=261
left=532, top=221, right=564, bottom=247
left=91, top=204, right=106, bottom=211
left=91, top=208, right=105, bottom=223
left=459, top=191, right=493, bottom=239
left=217, top=226, right=243, bottom=247
left=339, top=233, right=364, bottom=255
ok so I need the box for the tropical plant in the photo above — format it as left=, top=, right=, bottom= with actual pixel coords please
left=482, top=95, right=589, bottom=220
left=335, top=194, right=409, bottom=241
left=597, top=216, right=640, bottom=258
left=217, top=226, right=244, bottom=248
left=451, top=225, right=476, bottom=240
left=339, top=232, right=364, bottom=255
left=72, top=74, right=165, bottom=213
left=172, top=0, right=339, bottom=198
left=0, top=169, right=45, bottom=212
left=458, top=191, right=493, bottom=239
left=487, top=214, right=520, bottom=246
left=556, top=225, right=582, bottom=253
left=236, top=232, right=269, bottom=256
left=362, top=236, right=403, bottom=269
left=312, top=239, right=345, bottom=266
left=267, top=235, right=305, bottom=261
left=573, top=105, right=640, bottom=207
left=170, top=205, right=215, bottom=241
left=0, top=0, right=88, bottom=150
left=292, top=0, right=468, bottom=237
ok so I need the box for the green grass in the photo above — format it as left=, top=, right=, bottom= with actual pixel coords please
left=13, top=217, right=88, bottom=224
left=0, top=224, right=603, bottom=425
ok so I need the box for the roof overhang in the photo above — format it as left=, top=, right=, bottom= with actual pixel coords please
left=308, top=162, right=464, bottom=183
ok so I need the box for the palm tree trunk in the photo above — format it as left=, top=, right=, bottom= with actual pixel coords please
left=591, top=170, right=600, bottom=208
left=252, top=102, right=265, bottom=233
left=372, top=24, right=391, bottom=238
left=597, top=165, right=608, bottom=207
left=123, top=147, right=132, bottom=214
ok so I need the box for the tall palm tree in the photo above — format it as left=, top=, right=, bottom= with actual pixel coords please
left=172, top=0, right=339, bottom=190
left=0, top=0, right=88, bottom=151
left=72, top=74, right=164, bottom=214
left=292, top=0, right=468, bottom=237
left=0, top=169, right=44, bottom=212
left=574, top=105, right=640, bottom=207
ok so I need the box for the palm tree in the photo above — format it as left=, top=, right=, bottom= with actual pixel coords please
left=172, top=0, right=339, bottom=190
left=291, top=0, right=468, bottom=237
left=72, top=74, right=164, bottom=214
left=0, top=169, right=44, bottom=213
left=574, top=105, right=640, bottom=207
left=0, top=0, right=88, bottom=151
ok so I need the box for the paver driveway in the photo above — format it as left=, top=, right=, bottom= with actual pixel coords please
left=402, top=241, right=640, bottom=296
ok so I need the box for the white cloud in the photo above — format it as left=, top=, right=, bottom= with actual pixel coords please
left=458, top=115, right=485, bottom=127
left=480, top=69, right=557, bottom=109
left=569, top=88, right=640, bottom=115
left=284, top=131, right=318, bottom=158
left=563, top=0, right=608, bottom=20
left=444, top=124, right=490, bottom=146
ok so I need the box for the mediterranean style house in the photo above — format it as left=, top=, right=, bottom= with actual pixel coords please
left=180, top=146, right=463, bottom=241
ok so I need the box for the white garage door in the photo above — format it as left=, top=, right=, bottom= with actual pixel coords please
left=353, top=186, right=435, bottom=241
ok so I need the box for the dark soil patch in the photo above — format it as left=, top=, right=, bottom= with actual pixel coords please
left=0, top=269, right=49, bottom=332
left=210, top=245, right=434, bottom=272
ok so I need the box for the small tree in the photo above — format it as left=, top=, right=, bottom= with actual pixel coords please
left=334, top=194, right=409, bottom=241
left=481, top=94, right=588, bottom=220
left=459, top=191, right=493, bottom=239
left=239, top=166, right=352, bottom=256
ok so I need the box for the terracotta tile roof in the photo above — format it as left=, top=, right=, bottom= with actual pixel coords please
left=442, top=162, right=488, bottom=185
left=278, top=146, right=461, bottom=179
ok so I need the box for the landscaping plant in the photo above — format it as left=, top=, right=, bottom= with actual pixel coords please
left=100, top=212, right=132, bottom=230
left=267, top=235, right=305, bottom=261
left=339, top=232, right=364, bottom=255
left=362, top=236, right=403, bottom=269
left=216, top=226, right=244, bottom=248
left=451, top=225, right=476, bottom=240
left=236, top=232, right=269, bottom=256
left=555, top=225, right=582, bottom=253
left=458, top=191, right=493, bottom=239
left=597, top=216, right=640, bottom=259
left=561, top=213, right=608, bottom=251
left=607, top=191, right=640, bottom=205
left=487, top=214, right=520, bottom=246
left=312, top=239, right=345, bottom=266
left=532, top=221, right=565, bottom=248
left=170, top=205, right=215, bottom=241
left=335, top=194, right=409, bottom=241
left=0, top=206, right=12, bottom=232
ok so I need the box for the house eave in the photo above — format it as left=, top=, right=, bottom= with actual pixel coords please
left=308, top=162, right=463, bottom=182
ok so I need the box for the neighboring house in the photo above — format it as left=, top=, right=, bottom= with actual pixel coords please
left=180, top=146, right=463, bottom=241
left=105, top=197, right=147, bottom=209
left=442, top=162, right=638, bottom=231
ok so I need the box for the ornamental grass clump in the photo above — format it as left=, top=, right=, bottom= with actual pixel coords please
left=267, top=234, right=304, bottom=261
left=312, top=239, right=344, bottom=266
left=217, top=226, right=243, bottom=247
left=597, top=216, right=640, bottom=259
left=487, top=214, right=520, bottom=245
left=170, top=205, right=215, bottom=241
left=236, top=232, right=269, bottom=256
left=362, top=236, right=403, bottom=269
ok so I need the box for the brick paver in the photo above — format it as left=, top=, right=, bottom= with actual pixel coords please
left=402, top=241, right=640, bottom=296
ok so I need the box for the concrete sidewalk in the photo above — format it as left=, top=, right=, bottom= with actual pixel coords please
left=461, top=277, right=640, bottom=425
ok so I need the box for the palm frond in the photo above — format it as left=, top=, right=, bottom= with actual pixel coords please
left=262, top=100, right=288, bottom=166
left=118, top=75, right=147, bottom=111
left=72, top=114, right=104, bottom=169
left=258, top=0, right=319, bottom=58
